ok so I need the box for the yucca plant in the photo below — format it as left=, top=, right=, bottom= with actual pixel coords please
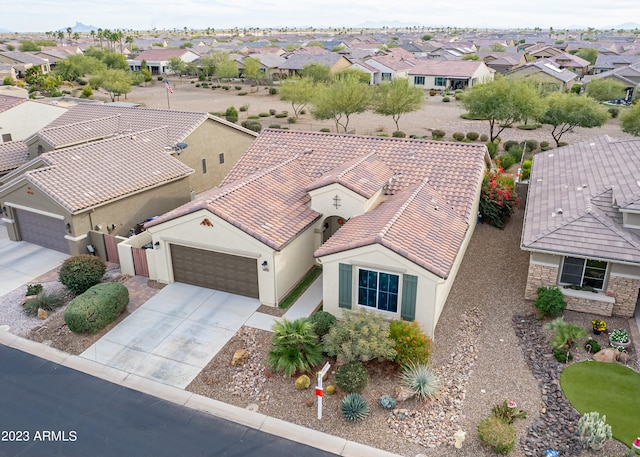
left=401, top=362, right=441, bottom=400
left=267, top=317, right=323, bottom=378
left=340, top=393, right=369, bottom=422
left=23, top=290, right=65, bottom=316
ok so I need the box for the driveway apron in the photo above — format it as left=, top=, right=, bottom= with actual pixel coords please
left=81, top=283, right=260, bottom=388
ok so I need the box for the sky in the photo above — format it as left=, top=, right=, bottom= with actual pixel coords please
left=4, top=0, right=640, bottom=33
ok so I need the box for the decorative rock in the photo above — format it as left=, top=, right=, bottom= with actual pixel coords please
left=295, top=374, right=311, bottom=390
left=592, top=348, right=618, bottom=363
left=395, top=386, right=416, bottom=402
left=19, top=295, right=37, bottom=307
left=37, top=308, right=48, bottom=320
left=231, top=348, right=249, bottom=366
left=618, top=350, right=629, bottom=364
left=245, top=403, right=259, bottom=412
left=453, top=430, right=466, bottom=448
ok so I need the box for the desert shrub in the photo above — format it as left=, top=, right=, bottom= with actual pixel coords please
left=80, top=86, right=93, bottom=98
left=335, top=361, right=369, bottom=393
left=454, top=92, right=464, bottom=101
left=584, top=339, right=601, bottom=353
left=269, top=108, right=276, bottom=115
left=64, top=282, right=129, bottom=333
left=392, top=130, right=406, bottom=138
left=480, top=133, right=489, bottom=142
left=552, top=348, right=573, bottom=363
left=235, top=85, right=242, bottom=90
left=224, top=106, right=238, bottom=123
left=247, top=115, right=260, bottom=119
left=534, top=286, right=566, bottom=318
left=401, top=362, right=441, bottom=400
left=521, top=139, right=539, bottom=152
left=477, top=415, right=516, bottom=454
left=268, top=124, right=281, bottom=129
left=238, top=104, right=248, bottom=112
left=26, top=284, right=43, bottom=296
left=607, top=107, right=619, bottom=118
left=23, top=290, right=65, bottom=316
left=201, top=82, right=209, bottom=88
left=485, top=141, right=498, bottom=158
left=222, top=85, right=230, bottom=90
left=496, top=154, right=516, bottom=171
left=287, top=116, right=296, bottom=124
left=431, top=129, right=445, bottom=140
left=320, top=128, right=331, bottom=132
left=507, top=147, right=523, bottom=163
left=379, top=395, right=396, bottom=409
left=558, top=141, right=569, bottom=147
left=521, top=160, right=532, bottom=180
left=389, top=320, right=432, bottom=366
left=544, top=316, right=587, bottom=350
left=516, top=124, right=541, bottom=130
left=308, top=310, right=337, bottom=339
left=241, top=121, right=262, bottom=133
left=503, top=140, right=519, bottom=151
left=578, top=411, right=612, bottom=450
left=258, top=112, right=270, bottom=117
left=340, top=393, right=369, bottom=422
left=540, top=140, right=550, bottom=149
left=274, top=112, right=287, bottom=118
left=267, top=317, right=323, bottom=377
left=237, top=91, right=248, bottom=96
left=322, top=308, right=396, bottom=363
left=479, top=167, right=518, bottom=228
left=452, top=132, right=465, bottom=141
left=466, top=131, right=479, bottom=141
left=59, top=254, right=106, bottom=294
left=491, top=401, right=527, bottom=424
left=269, top=87, right=277, bottom=95
left=300, top=109, right=307, bottom=115
left=442, top=96, right=450, bottom=102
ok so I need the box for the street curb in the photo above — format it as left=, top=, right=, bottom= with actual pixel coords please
left=0, top=330, right=402, bottom=457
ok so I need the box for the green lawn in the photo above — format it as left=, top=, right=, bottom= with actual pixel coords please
left=278, top=267, right=321, bottom=309
left=560, top=361, right=640, bottom=448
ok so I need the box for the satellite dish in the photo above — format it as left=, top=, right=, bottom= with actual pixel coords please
left=175, top=142, right=188, bottom=151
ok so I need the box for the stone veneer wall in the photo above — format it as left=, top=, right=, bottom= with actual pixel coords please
left=607, top=275, right=640, bottom=318
left=564, top=295, right=613, bottom=317
left=524, top=263, right=558, bottom=300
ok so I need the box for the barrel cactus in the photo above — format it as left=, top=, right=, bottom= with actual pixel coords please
left=294, top=374, right=311, bottom=390
left=340, top=393, right=369, bottom=422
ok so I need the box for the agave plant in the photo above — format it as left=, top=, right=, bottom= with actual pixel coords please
left=340, top=393, right=369, bottom=422
left=401, top=362, right=441, bottom=400
left=267, top=317, right=323, bottom=377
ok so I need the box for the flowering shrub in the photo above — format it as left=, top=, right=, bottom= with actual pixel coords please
left=389, top=320, right=432, bottom=366
left=591, top=319, right=606, bottom=332
left=479, top=167, right=519, bottom=228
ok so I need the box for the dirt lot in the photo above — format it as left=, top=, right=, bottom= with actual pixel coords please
left=89, top=78, right=636, bottom=146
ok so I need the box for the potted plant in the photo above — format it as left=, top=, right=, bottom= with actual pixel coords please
left=591, top=319, right=606, bottom=335
left=609, top=329, right=631, bottom=349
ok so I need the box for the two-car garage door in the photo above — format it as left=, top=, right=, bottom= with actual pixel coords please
left=170, top=244, right=259, bottom=298
left=14, top=209, right=70, bottom=254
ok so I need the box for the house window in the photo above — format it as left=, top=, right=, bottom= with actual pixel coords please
left=2, top=133, right=11, bottom=142
left=434, top=77, right=446, bottom=86
left=559, top=256, right=608, bottom=290
left=414, top=76, right=425, bottom=85
left=358, top=268, right=399, bottom=313
left=218, top=152, right=225, bottom=164
left=381, top=72, right=392, bottom=81
left=202, top=158, right=207, bottom=174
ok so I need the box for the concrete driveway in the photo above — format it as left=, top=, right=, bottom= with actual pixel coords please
left=0, top=222, right=68, bottom=297
left=81, top=282, right=261, bottom=389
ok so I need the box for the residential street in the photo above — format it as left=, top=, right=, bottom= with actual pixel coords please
left=0, top=345, right=338, bottom=457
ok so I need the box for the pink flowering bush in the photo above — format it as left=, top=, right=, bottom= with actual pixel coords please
left=479, top=167, right=519, bottom=229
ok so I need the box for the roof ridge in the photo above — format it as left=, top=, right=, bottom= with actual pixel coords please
left=375, top=178, right=429, bottom=242
left=588, top=206, right=640, bottom=250
left=336, top=151, right=377, bottom=179
left=40, top=114, right=121, bottom=134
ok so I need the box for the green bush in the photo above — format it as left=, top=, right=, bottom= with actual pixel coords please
left=59, top=254, right=106, bottom=294
left=235, top=85, right=242, bottom=90
left=224, top=106, right=239, bottom=123
left=23, top=290, right=65, bottom=316
left=584, top=339, right=601, bottom=353
left=607, top=107, right=620, bottom=118
left=454, top=92, right=464, bottom=101
left=26, top=284, right=43, bottom=296
left=222, top=85, right=230, bottom=90
left=268, top=108, right=276, bottom=115
left=287, top=116, right=296, bottom=124
left=323, top=308, right=396, bottom=363
left=553, top=348, right=573, bottom=363
left=241, top=121, right=262, bottom=133
left=466, top=131, right=479, bottom=141
left=392, top=130, right=406, bottom=138
left=503, top=140, right=519, bottom=151
left=389, top=320, right=432, bottom=366
left=521, top=160, right=532, bottom=180
left=238, top=104, right=248, bottom=112
left=442, top=96, right=450, bottom=102
left=540, top=140, right=550, bottom=149
left=521, top=139, right=539, bottom=152
left=478, top=415, right=516, bottom=454
left=496, top=154, right=516, bottom=171
left=269, top=87, right=277, bottom=95
left=274, top=112, right=287, bottom=118
left=491, top=401, right=527, bottom=424
left=201, top=82, right=209, bottom=88
left=267, top=317, right=323, bottom=377
left=340, top=393, right=369, bottom=422
left=335, top=361, right=369, bottom=393
left=64, top=282, right=129, bottom=333
left=80, top=86, right=93, bottom=98
left=486, top=141, right=498, bottom=158
left=258, top=112, right=270, bottom=117
left=534, top=286, right=567, bottom=318
left=479, top=167, right=518, bottom=228
left=516, top=124, right=541, bottom=130
left=237, top=91, right=248, bottom=96
left=452, top=132, right=465, bottom=141
left=268, top=124, right=281, bottom=129
left=300, top=109, right=306, bottom=115
left=480, top=134, right=489, bottom=142
left=431, top=129, right=445, bottom=140
left=401, top=362, right=441, bottom=400
left=247, top=115, right=260, bottom=119
left=320, top=128, right=331, bottom=132
left=308, top=310, right=336, bottom=339
left=507, top=147, right=523, bottom=163
left=570, top=83, right=581, bottom=94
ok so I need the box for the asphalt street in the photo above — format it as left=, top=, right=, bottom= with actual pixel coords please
left=0, top=345, right=338, bottom=457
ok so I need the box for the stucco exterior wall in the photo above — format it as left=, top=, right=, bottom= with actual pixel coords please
left=274, top=222, right=320, bottom=304
left=308, top=183, right=383, bottom=220
left=0, top=102, right=66, bottom=143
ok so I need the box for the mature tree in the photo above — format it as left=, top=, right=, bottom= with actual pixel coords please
left=66, top=27, right=72, bottom=43
left=371, top=77, right=424, bottom=131
left=279, top=76, right=315, bottom=118
left=301, top=62, right=331, bottom=83
left=215, top=59, right=239, bottom=81
left=540, top=92, right=609, bottom=146
left=25, top=66, right=63, bottom=97
left=422, top=34, right=433, bottom=41
left=54, top=54, right=106, bottom=81
left=198, top=55, right=217, bottom=79
left=19, top=40, right=40, bottom=52
left=167, top=56, right=187, bottom=78
left=311, top=74, right=372, bottom=133
left=575, top=47, right=598, bottom=65
left=586, top=78, right=626, bottom=102
left=462, top=53, right=480, bottom=60
left=57, top=31, right=64, bottom=45
left=89, top=69, right=132, bottom=102
left=243, top=56, right=262, bottom=84
left=335, top=67, right=371, bottom=84
left=621, top=103, right=640, bottom=136
left=462, top=78, right=546, bottom=142
left=72, top=32, right=80, bottom=44
left=102, top=51, right=128, bottom=70
left=184, top=61, right=198, bottom=78
left=491, top=43, right=506, bottom=52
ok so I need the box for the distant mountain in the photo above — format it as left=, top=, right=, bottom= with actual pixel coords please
left=357, top=20, right=423, bottom=29
left=0, top=28, right=13, bottom=33
left=60, top=22, right=98, bottom=32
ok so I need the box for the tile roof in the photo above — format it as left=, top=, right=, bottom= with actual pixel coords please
left=408, top=60, right=486, bottom=77
left=133, top=49, right=199, bottom=61
left=366, top=55, right=416, bottom=72
left=0, top=94, right=26, bottom=113
left=1, top=127, right=193, bottom=214
left=36, top=115, right=121, bottom=149
left=314, top=178, right=469, bottom=278
left=0, top=141, right=28, bottom=173
left=148, top=129, right=487, bottom=275
left=0, top=51, right=49, bottom=65
left=521, top=135, right=640, bottom=264
left=279, top=53, right=349, bottom=70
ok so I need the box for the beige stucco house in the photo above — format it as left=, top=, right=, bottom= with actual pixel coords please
left=0, top=94, right=67, bottom=144
left=143, top=129, right=490, bottom=336
left=522, top=135, right=640, bottom=318
left=408, top=60, right=494, bottom=91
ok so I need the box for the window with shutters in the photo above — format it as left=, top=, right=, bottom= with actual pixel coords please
left=357, top=268, right=399, bottom=313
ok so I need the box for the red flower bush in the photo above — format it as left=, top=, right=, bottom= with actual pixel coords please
left=479, top=167, right=519, bottom=229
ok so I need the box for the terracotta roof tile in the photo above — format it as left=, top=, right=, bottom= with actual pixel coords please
left=0, top=141, right=28, bottom=173
left=36, top=115, right=121, bottom=149
left=408, top=60, right=486, bottom=77
left=0, top=94, right=26, bottom=113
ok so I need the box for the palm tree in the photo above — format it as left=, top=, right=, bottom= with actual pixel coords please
left=267, top=318, right=323, bottom=378
left=57, top=30, right=64, bottom=45
left=97, top=28, right=103, bottom=48
left=72, top=32, right=80, bottom=44
left=66, top=27, right=72, bottom=43
left=90, top=29, right=95, bottom=44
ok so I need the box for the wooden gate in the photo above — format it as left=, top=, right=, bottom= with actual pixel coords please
left=132, top=247, right=149, bottom=277
left=104, top=234, right=120, bottom=263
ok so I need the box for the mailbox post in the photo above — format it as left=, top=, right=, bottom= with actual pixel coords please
left=316, top=362, right=331, bottom=420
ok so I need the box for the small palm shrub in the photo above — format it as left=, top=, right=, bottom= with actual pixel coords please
left=323, top=308, right=396, bottom=363
left=545, top=317, right=587, bottom=350
left=59, top=254, right=106, bottom=294
left=389, top=320, right=432, bottom=366
left=335, top=361, right=369, bottom=393
left=267, top=317, right=323, bottom=377
left=534, top=286, right=566, bottom=318
left=478, top=415, right=516, bottom=454
left=401, top=362, right=441, bottom=400
left=64, top=282, right=129, bottom=333
left=308, top=310, right=336, bottom=339
left=340, top=393, right=369, bottom=422
left=23, top=290, right=65, bottom=316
